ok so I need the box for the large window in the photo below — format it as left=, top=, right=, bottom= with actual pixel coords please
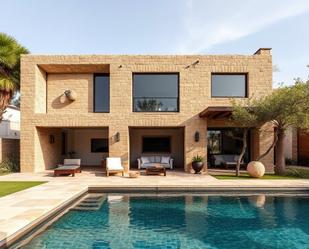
left=94, top=74, right=110, bottom=112
left=207, top=128, right=250, bottom=162
left=91, top=138, right=109, bottom=153
left=133, top=73, right=179, bottom=112
left=211, top=73, right=247, bottom=97
left=142, top=137, right=171, bottom=153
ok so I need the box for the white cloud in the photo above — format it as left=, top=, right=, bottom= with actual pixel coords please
left=177, top=0, right=309, bottom=53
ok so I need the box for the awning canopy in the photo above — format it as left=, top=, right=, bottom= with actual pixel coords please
left=199, top=106, right=233, bottom=119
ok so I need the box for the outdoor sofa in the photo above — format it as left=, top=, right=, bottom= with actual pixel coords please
left=212, top=155, right=243, bottom=168
left=137, top=155, right=173, bottom=169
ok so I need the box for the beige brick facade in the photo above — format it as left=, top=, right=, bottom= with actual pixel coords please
left=21, top=49, right=274, bottom=172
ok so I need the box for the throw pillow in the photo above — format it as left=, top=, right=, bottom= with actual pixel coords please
left=161, top=156, right=170, bottom=164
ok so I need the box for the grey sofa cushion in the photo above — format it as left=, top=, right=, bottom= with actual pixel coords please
left=142, top=163, right=170, bottom=168
left=142, top=163, right=160, bottom=168
left=141, top=156, right=150, bottom=164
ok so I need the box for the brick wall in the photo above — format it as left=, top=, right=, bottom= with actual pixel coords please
left=21, top=50, right=273, bottom=172
left=0, top=138, right=20, bottom=163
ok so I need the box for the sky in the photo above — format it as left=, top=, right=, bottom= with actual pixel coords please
left=1, top=0, right=309, bottom=86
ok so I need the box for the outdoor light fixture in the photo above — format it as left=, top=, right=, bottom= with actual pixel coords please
left=194, top=131, right=200, bottom=142
left=115, top=132, right=120, bottom=142
left=192, top=60, right=199, bottom=66
left=64, top=90, right=77, bottom=101
left=49, top=135, right=55, bottom=144
left=185, top=59, right=200, bottom=69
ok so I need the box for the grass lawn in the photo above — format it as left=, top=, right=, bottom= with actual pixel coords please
left=212, top=168, right=309, bottom=180
left=0, top=181, right=46, bottom=197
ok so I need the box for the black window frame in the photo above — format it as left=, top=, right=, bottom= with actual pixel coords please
left=91, top=138, right=109, bottom=153
left=93, top=73, right=110, bottom=113
left=132, top=72, right=180, bottom=113
left=211, top=73, right=248, bottom=98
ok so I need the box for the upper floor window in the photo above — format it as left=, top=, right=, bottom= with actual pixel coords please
left=211, top=73, right=247, bottom=98
left=133, top=73, right=179, bottom=112
left=94, top=74, right=110, bottom=112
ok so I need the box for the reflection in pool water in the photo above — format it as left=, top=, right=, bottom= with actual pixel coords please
left=18, top=194, right=309, bottom=249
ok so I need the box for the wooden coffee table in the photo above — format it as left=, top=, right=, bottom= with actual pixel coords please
left=146, top=165, right=166, bottom=176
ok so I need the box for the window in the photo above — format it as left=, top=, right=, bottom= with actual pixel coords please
left=94, top=74, right=110, bottom=112
left=211, top=73, right=247, bottom=97
left=133, top=73, right=179, bottom=112
left=142, top=137, right=171, bottom=153
left=207, top=128, right=250, bottom=162
left=91, top=138, right=109, bottom=153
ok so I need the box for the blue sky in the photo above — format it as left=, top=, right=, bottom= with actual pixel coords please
left=1, top=0, right=309, bottom=86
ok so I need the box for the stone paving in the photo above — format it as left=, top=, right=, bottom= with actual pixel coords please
left=0, top=169, right=308, bottom=248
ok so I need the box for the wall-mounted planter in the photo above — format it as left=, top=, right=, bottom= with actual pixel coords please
left=64, top=90, right=77, bottom=101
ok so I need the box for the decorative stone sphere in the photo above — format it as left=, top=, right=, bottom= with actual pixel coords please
left=248, top=195, right=266, bottom=208
left=247, top=161, right=265, bottom=178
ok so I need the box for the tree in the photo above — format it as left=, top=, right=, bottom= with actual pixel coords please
left=231, top=100, right=260, bottom=176
left=136, top=98, right=163, bottom=111
left=231, top=79, right=309, bottom=175
left=254, top=79, right=309, bottom=175
left=0, top=33, right=28, bottom=120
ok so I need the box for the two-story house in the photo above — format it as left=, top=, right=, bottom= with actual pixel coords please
left=20, top=48, right=274, bottom=173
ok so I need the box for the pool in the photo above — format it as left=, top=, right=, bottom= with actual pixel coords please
left=13, top=193, right=309, bottom=249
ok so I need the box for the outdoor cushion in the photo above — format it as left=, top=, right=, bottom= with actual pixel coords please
left=55, top=165, right=80, bottom=170
left=154, top=156, right=161, bottom=163
left=149, top=156, right=155, bottom=163
left=161, top=156, right=170, bottom=164
left=141, top=156, right=150, bottom=164
left=64, top=159, right=81, bottom=166
left=160, top=163, right=171, bottom=168
left=143, top=163, right=160, bottom=168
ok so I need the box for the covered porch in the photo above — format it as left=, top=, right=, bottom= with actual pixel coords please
left=199, top=106, right=274, bottom=171
left=129, top=127, right=185, bottom=170
left=35, top=127, right=109, bottom=171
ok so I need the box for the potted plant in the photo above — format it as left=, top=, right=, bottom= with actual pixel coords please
left=192, top=155, right=204, bottom=174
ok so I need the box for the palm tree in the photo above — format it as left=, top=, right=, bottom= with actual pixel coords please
left=0, top=33, right=28, bottom=121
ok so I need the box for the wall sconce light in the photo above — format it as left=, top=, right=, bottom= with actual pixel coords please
left=194, top=131, right=200, bottom=142
left=49, top=135, right=55, bottom=144
left=115, top=132, right=120, bottom=142
left=64, top=90, right=77, bottom=101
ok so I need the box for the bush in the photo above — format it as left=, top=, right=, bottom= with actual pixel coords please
left=0, top=158, right=19, bottom=173
left=192, top=155, right=204, bottom=162
left=285, top=158, right=297, bottom=165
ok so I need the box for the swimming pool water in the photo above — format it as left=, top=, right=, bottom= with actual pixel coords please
left=18, top=194, right=309, bottom=249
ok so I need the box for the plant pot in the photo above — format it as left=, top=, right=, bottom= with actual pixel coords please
left=192, top=161, right=204, bottom=174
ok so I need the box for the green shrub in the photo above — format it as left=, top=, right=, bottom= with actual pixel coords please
left=192, top=155, right=204, bottom=162
left=0, top=158, right=19, bottom=173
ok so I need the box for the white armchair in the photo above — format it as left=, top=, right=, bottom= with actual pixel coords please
left=106, top=157, right=125, bottom=177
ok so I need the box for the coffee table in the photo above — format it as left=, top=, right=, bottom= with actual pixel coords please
left=146, top=165, right=166, bottom=176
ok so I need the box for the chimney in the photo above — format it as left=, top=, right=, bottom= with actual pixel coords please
left=254, top=48, right=272, bottom=55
